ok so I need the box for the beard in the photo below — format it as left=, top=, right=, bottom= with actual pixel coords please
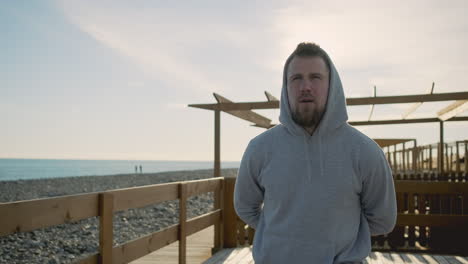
left=291, top=104, right=324, bottom=129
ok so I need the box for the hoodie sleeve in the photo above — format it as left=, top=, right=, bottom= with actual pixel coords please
left=234, top=140, right=264, bottom=229
left=359, top=141, right=397, bottom=236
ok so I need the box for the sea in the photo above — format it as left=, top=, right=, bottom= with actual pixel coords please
left=0, top=159, right=240, bottom=181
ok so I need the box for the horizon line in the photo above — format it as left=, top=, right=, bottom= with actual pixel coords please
left=0, top=157, right=241, bottom=163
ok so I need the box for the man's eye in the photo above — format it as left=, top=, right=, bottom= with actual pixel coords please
left=292, top=76, right=301, bottom=80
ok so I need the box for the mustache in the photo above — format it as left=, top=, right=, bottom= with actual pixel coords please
left=299, top=94, right=315, bottom=102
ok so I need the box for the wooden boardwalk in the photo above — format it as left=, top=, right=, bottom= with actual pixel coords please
left=130, top=226, right=214, bottom=264
left=206, top=248, right=468, bottom=264
left=132, top=226, right=468, bottom=264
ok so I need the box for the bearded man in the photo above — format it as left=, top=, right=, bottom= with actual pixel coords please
left=234, top=43, right=397, bottom=264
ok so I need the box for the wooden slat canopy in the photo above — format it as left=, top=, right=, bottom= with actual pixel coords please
left=373, top=138, right=415, bottom=148
left=189, top=91, right=468, bottom=126
left=438, top=100, right=468, bottom=121
left=213, top=93, right=272, bottom=128
left=189, top=90, right=468, bottom=178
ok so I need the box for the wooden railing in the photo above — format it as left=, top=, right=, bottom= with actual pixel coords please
left=373, top=179, right=468, bottom=254
left=228, top=175, right=468, bottom=255
left=385, top=140, right=468, bottom=174
left=0, top=177, right=224, bottom=264
left=2, top=174, right=467, bottom=263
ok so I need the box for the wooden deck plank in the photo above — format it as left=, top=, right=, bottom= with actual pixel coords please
left=444, top=255, right=464, bottom=264
left=131, top=226, right=214, bottom=264
left=222, top=247, right=248, bottom=263
left=433, top=255, right=451, bottom=264
left=399, top=253, right=413, bottom=263
left=225, top=247, right=251, bottom=263
left=376, top=252, right=394, bottom=264
left=422, top=254, right=441, bottom=264
left=454, top=256, right=468, bottom=264
left=402, top=253, right=426, bottom=264
left=389, top=252, right=405, bottom=263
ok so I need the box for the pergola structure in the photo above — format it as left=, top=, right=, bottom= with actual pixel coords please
left=189, top=91, right=468, bottom=177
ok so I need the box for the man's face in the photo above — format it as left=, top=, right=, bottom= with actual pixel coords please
left=287, top=56, right=330, bottom=129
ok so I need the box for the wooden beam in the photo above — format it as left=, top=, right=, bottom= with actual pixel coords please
left=348, top=92, right=468, bottom=105
left=0, top=193, right=99, bottom=237
left=373, top=138, right=415, bottom=148
left=179, top=183, right=187, bottom=264
left=348, top=116, right=468, bottom=126
left=189, top=92, right=468, bottom=111
left=213, top=93, right=272, bottom=128
left=396, top=214, right=468, bottom=227
left=214, top=110, right=220, bottom=178
left=368, top=85, right=376, bottom=121
left=112, top=224, right=179, bottom=263
left=253, top=116, right=468, bottom=129
left=223, top=177, right=237, bottom=248
left=437, top=100, right=468, bottom=121
left=440, top=121, right=444, bottom=174
left=99, top=193, right=114, bottom=264
left=402, top=82, right=435, bottom=119
left=395, top=181, right=468, bottom=194
left=110, top=182, right=178, bottom=212
left=189, top=101, right=278, bottom=111
left=401, top=102, right=422, bottom=119
left=185, top=178, right=222, bottom=197
left=186, top=209, right=221, bottom=236
left=264, top=91, right=279, bottom=101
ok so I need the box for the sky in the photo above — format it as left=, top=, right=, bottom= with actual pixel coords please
left=1, top=0, right=468, bottom=161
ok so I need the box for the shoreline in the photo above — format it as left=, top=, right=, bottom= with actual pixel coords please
left=0, top=168, right=238, bottom=203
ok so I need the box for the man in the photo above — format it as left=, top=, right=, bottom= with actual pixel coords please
left=234, top=43, right=397, bottom=263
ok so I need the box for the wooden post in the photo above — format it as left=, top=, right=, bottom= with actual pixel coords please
left=421, top=146, right=424, bottom=171
left=403, top=143, right=406, bottom=173
left=214, top=110, right=221, bottom=178
left=449, top=146, right=453, bottom=173
left=439, top=121, right=444, bottom=174
left=223, top=177, right=237, bottom=247
left=445, top=144, right=449, bottom=173
left=99, top=193, right=114, bottom=264
left=387, top=147, right=391, bottom=169
left=179, top=183, right=187, bottom=264
left=456, top=142, right=460, bottom=174
left=465, top=141, right=468, bottom=174
left=213, top=179, right=224, bottom=253
left=393, top=145, right=397, bottom=172
left=429, top=145, right=433, bottom=171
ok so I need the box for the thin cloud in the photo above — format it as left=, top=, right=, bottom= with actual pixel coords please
left=58, top=2, right=235, bottom=95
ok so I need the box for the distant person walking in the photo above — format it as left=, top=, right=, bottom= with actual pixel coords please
left=135, top=165, right=138, bottom=174
left=139, top=165, right=142, bottom=174
left=234, top=42, right=397, bottom=263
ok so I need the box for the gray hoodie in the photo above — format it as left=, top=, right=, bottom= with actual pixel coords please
left=234, top=47, right=397, bottom=264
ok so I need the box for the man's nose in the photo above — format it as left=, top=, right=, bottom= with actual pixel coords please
left=299, top=79, right=313, bottom=92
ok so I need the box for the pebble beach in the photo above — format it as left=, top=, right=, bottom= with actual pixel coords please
left=0, top=168, right=238, bottom=264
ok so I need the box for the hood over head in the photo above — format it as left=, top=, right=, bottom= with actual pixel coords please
left=279, top=44, right=348, bottom=136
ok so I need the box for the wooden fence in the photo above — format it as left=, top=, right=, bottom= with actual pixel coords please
left=229, top=175, right=468, bottom=255
left=2, top=174, right=468, bottom=263
left=0, top=177, right=224, bottom=264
